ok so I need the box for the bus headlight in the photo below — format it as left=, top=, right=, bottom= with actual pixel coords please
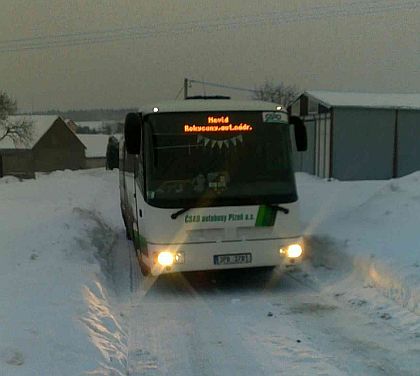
left=280, top=244, right=303, bottom=258
left=157, top=251, right=174, bottom=266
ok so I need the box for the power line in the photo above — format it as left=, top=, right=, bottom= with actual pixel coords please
left=1, top=0, right=417, bottom=52
left=0, top=0, right=418, bottom=53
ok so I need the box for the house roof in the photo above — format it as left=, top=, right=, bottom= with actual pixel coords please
left=304, top=90, right=420, bottom=110
left=77, top=134, right=112, bottom=158
left=0, top=115, right=60, bottom=150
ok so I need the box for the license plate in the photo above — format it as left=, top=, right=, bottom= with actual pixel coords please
left=214, top=253, right=252, bottom=265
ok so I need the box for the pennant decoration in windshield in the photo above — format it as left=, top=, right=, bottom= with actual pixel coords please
left=197, top=134, right=243, bottom=149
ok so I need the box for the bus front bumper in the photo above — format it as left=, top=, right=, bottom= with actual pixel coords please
left=143, top=238, right=304, bottom=276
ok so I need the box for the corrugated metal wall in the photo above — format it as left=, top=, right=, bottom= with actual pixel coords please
left=397, top=110, right=420, bottom=177
left=332, top=108, right=395, bottom=180
left=290, top=94, right=420, bottom=180
left=314, top=113, right=331, bottom=178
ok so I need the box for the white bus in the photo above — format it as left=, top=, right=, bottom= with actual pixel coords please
left=119, top=99, right=307, bottom=276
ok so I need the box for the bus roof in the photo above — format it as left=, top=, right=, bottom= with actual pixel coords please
left=139, top=100, right=286, bottom=115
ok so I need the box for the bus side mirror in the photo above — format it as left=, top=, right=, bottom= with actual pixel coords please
left=290, top=116, right=307, bottom=152
left=124, top=113, right=142, bottom=154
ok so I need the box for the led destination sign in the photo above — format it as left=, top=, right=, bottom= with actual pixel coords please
left=184, top=116, right=253, bottom=133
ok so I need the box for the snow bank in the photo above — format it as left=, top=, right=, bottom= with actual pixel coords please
left=297, top=172, right=420, bottom=315
left=0, top=175, right=21, bottom=184
left=0, top=169, right=127, bottom=375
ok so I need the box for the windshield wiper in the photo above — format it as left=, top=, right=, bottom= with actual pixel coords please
left=171, top=207, right=191, bottom=219
left=266, top=204, right=289, bottom=214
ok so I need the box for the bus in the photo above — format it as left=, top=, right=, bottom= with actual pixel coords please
left=119, top=99, right=307, bottom=276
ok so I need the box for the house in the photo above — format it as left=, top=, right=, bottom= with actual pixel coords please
left=289, top=91, right=420, bottom=180
left=0, top=116, right=86, bottom=178
left=77, top=134, right=111, bottom=168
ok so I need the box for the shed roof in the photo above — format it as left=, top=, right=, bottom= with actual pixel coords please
left=0, top=115, right=60, bottom=150
left=305, top=90, right=420, bottom=110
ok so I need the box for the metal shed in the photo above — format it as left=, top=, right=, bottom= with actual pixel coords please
left=289, top=91, right=420, bottom=180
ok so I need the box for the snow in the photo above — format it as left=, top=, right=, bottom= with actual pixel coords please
left=0, top=169, right=126, bottom=375
left=0, top=169, right=419, bottom=375
left=296, top=172, right=420, bottom=315
left=305, top=90, right=420, bottom=110
left=0, top=115, right=60, bottom=149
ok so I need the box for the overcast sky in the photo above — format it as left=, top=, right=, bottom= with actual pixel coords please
left=0, top=0, right=419, bottom=111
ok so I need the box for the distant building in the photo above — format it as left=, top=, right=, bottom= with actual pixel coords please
left=289, top=91, right=420, bottom=180
left=75, top=121, right=104, bottom=133
left=77, top=134, right=110, bottom=168
left=0, top=116, right=86, bottom=178
left=75, top=120, right=121, bottom=134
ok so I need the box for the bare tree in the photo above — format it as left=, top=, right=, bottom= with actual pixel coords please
left=253, top=81, right=299, bottom=106
left=0, top=91, right=33, bottom=146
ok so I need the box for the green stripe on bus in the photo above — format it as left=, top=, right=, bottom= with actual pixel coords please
left=133, top=229, right=148, bottom=252
left=255, top=205, right=277, bottom=227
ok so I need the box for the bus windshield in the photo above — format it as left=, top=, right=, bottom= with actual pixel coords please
left=144, top=111, right=297, bottom=208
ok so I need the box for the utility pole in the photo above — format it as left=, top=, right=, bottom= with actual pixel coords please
left=184, top=78, right=189, bottom=99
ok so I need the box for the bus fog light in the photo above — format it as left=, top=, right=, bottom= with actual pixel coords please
left=157, top=251, right=174, bottom=266
left=286, top=244, right=303, bottom=258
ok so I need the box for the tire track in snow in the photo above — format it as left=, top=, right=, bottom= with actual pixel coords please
left=122, top=264, right=420, bottom=375
left=124, top=268, right=345, bottom=375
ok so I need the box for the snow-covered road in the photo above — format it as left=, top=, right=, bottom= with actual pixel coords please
left=1, top=169, right=419, bottom=375
left=110, top=234, right=419, bottom=376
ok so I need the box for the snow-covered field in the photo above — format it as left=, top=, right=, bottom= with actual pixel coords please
left=0, top=169, right=419, bottom=375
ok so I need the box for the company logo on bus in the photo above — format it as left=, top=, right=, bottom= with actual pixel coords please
left=184, top=116, right=253, bottom=133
